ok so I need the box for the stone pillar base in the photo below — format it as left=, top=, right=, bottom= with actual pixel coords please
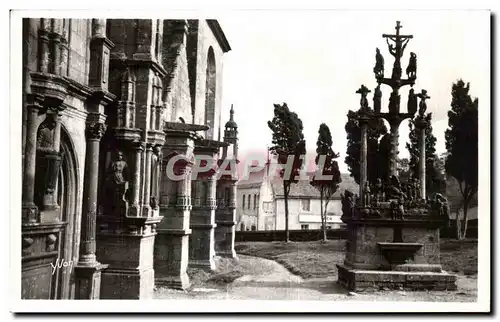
left=215, top=221, right=237, bottom=259
left=337, top=264, right=457, bottom=292
left=75, top=263, right=109, bottom=299
left=154, top=229, right=191, bottom=290
left=189, top=223, right=216, bottom=271
left=155, top=272, right=190, bottom=290
left=100, top=267, right=155, bottom=299
left=96, top=220, right=159, bottom=300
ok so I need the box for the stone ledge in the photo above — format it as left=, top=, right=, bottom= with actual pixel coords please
left=337, top=264, right=457, bottom=292
left=156, top=228, right=192, bottom=236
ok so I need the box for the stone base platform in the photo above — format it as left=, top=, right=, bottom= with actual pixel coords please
left=155, top=273, right=190, bottom=290
left=337, top=264, right=457, bottom=291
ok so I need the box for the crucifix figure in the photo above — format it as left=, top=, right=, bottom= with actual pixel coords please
left=416, top=89, right=431, bottom=117
left=356, top=85, right=371, bottom=111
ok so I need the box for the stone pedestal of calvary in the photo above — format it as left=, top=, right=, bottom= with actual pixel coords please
left=337, top=21, right=457, bottom=291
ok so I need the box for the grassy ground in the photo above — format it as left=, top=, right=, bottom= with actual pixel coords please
left=234, top=238, right=478, bottom=279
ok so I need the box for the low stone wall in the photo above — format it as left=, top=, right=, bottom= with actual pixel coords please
left=235, top=226, right=477, bottom=242
left=234, top=229, right=348, bottom=242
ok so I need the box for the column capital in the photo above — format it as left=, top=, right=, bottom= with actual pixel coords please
left=85, top=122, right=107, bottom=141
left=135, top=141, right=146, bottom=151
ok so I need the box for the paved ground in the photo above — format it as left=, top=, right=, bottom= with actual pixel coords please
left=154, top=255, right=477, bottom=302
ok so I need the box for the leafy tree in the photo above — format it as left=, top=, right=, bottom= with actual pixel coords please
left=445, top=80, right=478, bottom=239
left=406, top=112, right=446, bottom=196
left=311, top=123, right=342, bottom=242
left=268, top=103, right=306, bottom=242
left=345, top=110, right=388, bottom=184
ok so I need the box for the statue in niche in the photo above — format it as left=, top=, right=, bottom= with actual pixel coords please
left=37, top=116, right=57, bottom=152
left=373, top=48, right=384, bottom=78
left=35, top=115, right=63, bottom=210
left=373, top=85, right=382, bottom=113
left=407, top=88, right=418, bottom=115
left=103, top=151, right=130, bottom=216
left=406, top=52, right=417, bottom=79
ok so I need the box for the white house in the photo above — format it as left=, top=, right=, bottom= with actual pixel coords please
left=236, top=163, right=358, bottom=231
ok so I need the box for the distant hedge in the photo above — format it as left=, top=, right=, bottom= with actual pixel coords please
left=235, top=229, right=348, bottom=242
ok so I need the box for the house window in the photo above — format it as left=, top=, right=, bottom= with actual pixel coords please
left=242, top=195, right=245, bottom=209
left=253, top=194, right=257, bottom=209
left=248, top=195, right=251, bottom=209
left=301, top=224, right=309, bottom=230
left=301, top=199, right=311, bottom=211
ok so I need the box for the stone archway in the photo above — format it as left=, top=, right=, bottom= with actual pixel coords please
left=204, top=46, right=216, bottom=139
left=54, top=125, right=79, bottom=299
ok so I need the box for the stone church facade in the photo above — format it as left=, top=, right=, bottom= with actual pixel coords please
left=21, top=18, right=238, bottom=300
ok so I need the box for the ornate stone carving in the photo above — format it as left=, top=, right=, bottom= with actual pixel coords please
left=46, top=234, right=57, bottom=252
left=37, top=116, right=57, bottom=152
left=356, top=85, right=371, bottom=112
left=417, top=89, right=430, bottom=117
left=85, top=122, right=107, bottom=140
left=407, top=88, right=417, bottom=115
left=373, top=48, right=384, bottom=79
left=22, top=237, right=34, bottom=256
left=341, top=189, right=355, bottom=218
left=103, top=150, right=130, bottom=217
left=373, top=85, right=382, bottom=113
left=406, top=52, right=417, bottom=79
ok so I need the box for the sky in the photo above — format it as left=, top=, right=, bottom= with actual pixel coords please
left=217, top=10, right=490, bottom=173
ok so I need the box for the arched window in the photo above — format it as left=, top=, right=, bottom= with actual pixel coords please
left=248, top=194, right=251, bottom=210
left=204, top=47, right=216, bottom=139
left=253, top=194, right=257, bottom=210
left=242, top=195, right=245, bottom=209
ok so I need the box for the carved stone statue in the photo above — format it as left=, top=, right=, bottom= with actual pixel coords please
left=373, top=48, right=384, bottom=78
left=390, top=198, right=405, bottom=220
left=388, top=91, right=401, bottom=114
left=356, top=85, right=371, bottom=112
left=373, top=85, right=382, bottom=113
left=104, top=151, right=130, bottom=216
left=406, top=52, right=417, bottom=79
left=407, top=88, right=417, bottom=114
left=432, top=193, right=450, bottom=219
left=386, top=175, right=407, bottom=201
left=341, top=189, right=355, bottom=218
left=37, top=117, right=57, bottom=152
left=417, top=89, right=430, bottom=117
left=374, top=178, right=383, bottom=202
left=363, top=181, right=371, bottom=206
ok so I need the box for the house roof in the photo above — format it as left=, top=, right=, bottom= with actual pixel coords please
left=271, top=173, right=359, bottom=199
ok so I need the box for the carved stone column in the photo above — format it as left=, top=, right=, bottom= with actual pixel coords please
left=358, top=113, right=369, bottom=204
left=154, top=123, right=207, bottom=290
left=215, top=178, right=238, bottom=259
left=22, top=94, right=44, bottom=223
left=130, top=142, right=144, bottom=216
left=189, top=168, right=217, bottom=270
left=416, top=117, right=428, bottom=200
left=75, top=119, right=109, bottom=299
left=142, top=144, right=153, bottom=216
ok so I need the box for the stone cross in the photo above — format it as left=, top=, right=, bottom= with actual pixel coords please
left=356, top=85, right=371, bottom=111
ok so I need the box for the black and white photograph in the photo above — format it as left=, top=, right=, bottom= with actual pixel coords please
left=8, top=5, right=491, bottom=314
